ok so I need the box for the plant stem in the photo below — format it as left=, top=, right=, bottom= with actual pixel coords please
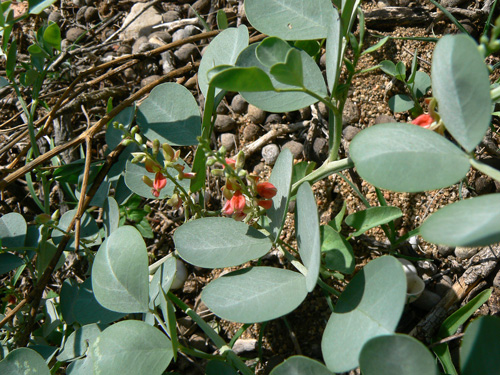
left=291, top=157, right=353, bottom=194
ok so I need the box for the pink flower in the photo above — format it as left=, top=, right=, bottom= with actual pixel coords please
left=256, top=182, right=277, bottom=199
left=225, top=158, right=236, bottom=168
left=222, top=191, right=246, bottom=215
left=257, top=199, right=272, bottom=210
left=411, top=114, right=434, bottom=128
left=151, top=172, right=167, bottom=197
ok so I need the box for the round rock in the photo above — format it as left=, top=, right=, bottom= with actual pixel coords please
left=437, top=245, right=455, bottom=257
left=342, top=98, right=360, bottom=125
left=162, top=10, right=181, bottom=23
left=282, top=140, right=303, bottom=159
left=48, top=11, right=63, bottom=24
left=342, top=125, right=361, bottom=141
left=84, top=6, right=99, bottom=23
left=214, top=115, right=236, bottom=132
left=65, top=27, right=86, bottom=43
left=374, top=114, right=397, bottom=124
left=174, top=43, right=198, bottom=63
left=231, top=94, right=247, bottom=114
left=312, top=137, right=328, bottom=163
left=220, top=133, right=236, bottom=152
left=243, top=123, right=260, bottom=142
left=247, top=104, right=266, bottom=124
left=265, top=113, right=282, bottom=124
left=262, top=144, right=280, bottom=165
left=455, top=247, right=480, bottom=260
left=141, top=75, right=161, bottom=88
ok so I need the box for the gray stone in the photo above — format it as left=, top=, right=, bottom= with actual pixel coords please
left=174, top=43, right=198, bottom=63
left=342, top=125, right=361, bottom=141
left=299, top=106, right=311, bottom=120
left=265, top=113, right=282, bottom=124
left=282, top=140, right=303, bottom=159
left=437, top=245, right=455, bottom=257
left=232, top=339, right=258, bottom=355
left=214, top=115, right=236, bottom=132
left=216, top=100, right=229, bottom=114
left=141, top=75, right=161, bottom=88
left=253, top=162, right=265, bottom=175
left=189, top=334, right=207, bottom=351
left=132, top=36, right=148, bottom=54
left=412, top=290, right=441, bottom=311
left=435, top=275, right=453, bottom=297
left=48, top=11, right=63, bottom=24
left=319, top=53, right=326, bottom=69
left=220, top=133, right=236, bottom=152
left=317, top=102, right=329, bottom=118
left=231, top=94, right=247, bottom=114
left=149, top=31, right=172, bottom=44
left=247, top=104, right=266, bottom=124
left=123, top=68, right=136, bottom=80
left=342, top=99, right=360, bottom=125
left=493, top=269, right=500, bottom=288
left=440, top=0, right=468, bottom=7
left=120, top=1, right=163, bottom=40
left=243, top=123, right=260, bottom=142
left=262, top=144, right=280, bottom=165
left=455, top=247, right=480, bottom=260
left=84, top=6, right=99, bottom=22
left=188, top=0, right=210, bottom=18
left=172, top=25, right=199, bottom=42
left=72, top=0, right=86, bottom=7
left=374, top=114, right=397, bottom=124
left=475, top=176, right=495, bottom=195
left=312, top=137, right=328, bottom=163
left=116, top=44, right=132, bottom=55
left=65, top=27, right=85, bottom=43
left=162, top=10, right=181, bottom=23
left=134, top=41, right=160, bottom=54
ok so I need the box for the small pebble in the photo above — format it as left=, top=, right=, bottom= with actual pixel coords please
left=475, top=176, right=495, bottom=195
left=262, top=144, right=280, bottom=165
left=76, top=6, right=88, bottom=24
left=174, top=43, right=198, bottom=63
left=220, top=133, right=236, bottom=152
left=317, top=102, right=329, bottom=118
left=342, top=98, right=360, bottom=125
left=247, top=104, right=266, bottom=124
left=243, top=123, right=260, bottom=142
left=437, top=245, right=455, bottom=257
left=253, top=162, right=265, bottom=174
left=162, top=10, right=181, bottom=23
left=374, top=114, right=397, bottom=124
left=116, top=44, right=132, bottom=55
left=140, top=75, right=161, bottom=88
left=282, top=140, right=304, bottom=159
left=84, top=6, right=99, bottom=23
left=72, top=0, right=86, bottom=7
left=188, top=0, right=211, bottom=18
left=232, top=339, right=257, bottom=355
left=342, top=125, right=361, bottom=141
left=132, top=36, right=148, bottom=54
left=123, top=68, right=136, bottom=80
left=216, top=100, right=229, bottom=115
left=265, top=113, right=282, bottom=124
left=412, top=290, right=441, bottom=311
left=312, top=137, right=328, bottom=163
left=48, top=11, right=63, bottom=24
left=65, top=27, right=86, bottom=43
left=214, top=115, right=236, bottom=132
left=149, top=31, right=172, bottom=44
left=455, top=247, right=480, bottom=260
left=417, top=260, right=437, bottom=276
left=231, top=94, right=247, bottom=114
left=189, top=334, right=207, bottom=351
left=299, top=106, right=311, bottom=120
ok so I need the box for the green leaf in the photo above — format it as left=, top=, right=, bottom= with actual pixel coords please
left=266, top=148, right=293, bottom=240
left=174, top=217, right=272, bottom=268
left=0, top=253, right=24, bottom=275
left=350, top=123, right=470, bottom=192
left=89, top=320, right=173, bottom=375
left=432, top=34, right=491, bottom=152
left=270, top=48, right=304, bottom=87
left=36, top=240, right=65, bottom=275
left=361, top=36, right=389, bottom=56
left=136, top=83, right=201, bottom=146
left=0, top=76, right=9, bottom=88
left=460, top=316, right=500, bottom=375
left=296, top=183, right=320, bottom=292
left=202, top=267, right=308, bottom=323
left=0, top=212, right=27, bottom=248
left=106, top=105, right=136, bottom=149
left=420, top=194, right=500, bottom=246
left=43, top=22, right=61, bottom=50
left=236, top=44, right=327, bottom=112
left=206, top=360, right=238, bottom=375
left=245, top=0, right=336, bottom=40
left=57, top=324, right=102, bottom=362
left=216, top=9, right=228, bottom=30
left=379, top=60, right=397, bottom=77
left=345, top=206, right=402, bottom=237
left=359, top=334, right=439, bottom=375
left=410, top=71, right=431, bottom=98
left=294, top=40, right=320, bottom=58
left=149, top=256, right=177, bottom=307
left=51, top=209, right=101, bottom=251
left=67, top=357, right=92, bottom=375
left=209, top=65, right=275, bottom=92
left=270, top=355, right=334, bottom=375
left=28, top=0, right=57, bottom=14
left=395, top=61, right=406, bottom=81
left=320, top=225, right=354, bottom=274
left=60, top=278, right=125, bottom=326
left=92, top=226, right=149, bottom=313
left=321, top=256, right=406, bottom=372
left=388, top=94, right=414, bottom=113
left=124, top=159, right=190, bottom=199
left=198, top=25, right=248, bottom=97
left=103, top=197, right=120, bottom=237
left=0, top=348, right=50, bottom=375
left=255, top=36, right=292, bottom=67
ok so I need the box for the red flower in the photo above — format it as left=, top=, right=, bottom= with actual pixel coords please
left=222, top=191, right=246, bottom=215
left=152, top=172, right=167, bottom=197
left=225, top=158, right=236, bottom=168
left=257, top=199, right=272, bottom=210
left=411, top=114, right=434, bottom=128
left=256, top=182, right=277, bottom=199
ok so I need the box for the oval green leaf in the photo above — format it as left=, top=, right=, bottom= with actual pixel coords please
left=321, top=256, right=406, bottom=373
left=0, top=212, right=27, bottom=248
left=270, top=48, right=304, bottom=87
left=388, top=94, right=414, bottom=113
left=461, top=316, right=500, bottom=375
left=266, top=148, right=293, bottom=240
left=209, top=66, right=275, bottom=92
left=57, top=324, right=102, bottom=362
left=256, top=37, right=292, bottom=67
left=89, top=320, right=173, bottom=375
left=359, top=334, right=439, bottom=375
left=174, top=217, right=272, bottom=268
left=0, top=253, right=24, bottom=275
left=350, top=123, right=470, bottom=192
left=432, top=34, right=491, bottom=152
left=0, top=348, right=50, bottom=375
left=320, top=225, right=354, bottom=274
left=103, top=196, right=120, bottom=237
left=296, top=183, right=320, bottom=292
left=245, top=0, right=336, bottom=40
left=202, top=267, right=308, bottom=323
left=420, top=194, right=500, bottom=247
left=92, top=226, right=149, bottom=313
left=345, top=206, right=402, bottom=237
left=51, top=209, right=101, bottom=251
left=325, top=8, right=341, bottom=93
left=198, top=25, right=249, bottom=97
left=136, top=82, right=201, bottom=146
left=149, top=256, right=177, bottom=307
left=270, top=356, right=334, bottom=375
left=236, top=44, right=327, bottom=112
left=43, top=22, right=61, bottom=50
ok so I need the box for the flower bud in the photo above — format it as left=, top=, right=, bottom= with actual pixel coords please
left=121, top=138, right=134, bottom=147
left=130, top=125, right=140, bottom=136
left=218, top=146, right=226, bottom=155
left=51, top=209, right=60, bottom=221
left=235, top=151, right=245, bottom=169
left=211, top=168, right=224, bottom=176
left=134, top=133, right=143, bottom=144
left=162, top=143, right=175, bottom=161
left=206, top=157, right=216, bottom=166
left=152, top=139, right=160, bottom=156
left=142, top=175, right=154, bottom=188
left=237, top=169, right=247, bottom=178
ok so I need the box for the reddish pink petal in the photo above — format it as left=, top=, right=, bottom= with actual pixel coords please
left=153, top=172, right=167, bottom=191
left=257, top=199, right=272, bottom=209
left=225, top=158, right=236, bottom=168
left=222, top=200, right=234, bottom=215
left=256, top=182, right=277, bottom=199
left=411, top=114, right=433, bottom=128
left=151, top=189, right=160, bottom=198
left=145, top=159, right=160, bottom=173
left=231, top=191, right=246, bottom=213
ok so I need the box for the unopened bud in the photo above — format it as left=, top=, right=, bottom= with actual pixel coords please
left=238, top=169, right=247, bottom=178
left=211, top=168, right=224, bottom=176
left=51, top=209, right=60, bottom=221
left=134, top=133, right=143, bottom=144
left=218, top=146, right=226, bottom=155
left=142, top=175, right=153, bottom=188
left=235, top=151, right=245, bottom=169
left=206, top=157, right=216, bottom=166
left=162, top=143, right=175, bottom=161
left=130, top=125, right=140, bottom=136
left=121, top=138, right=133, bottom=146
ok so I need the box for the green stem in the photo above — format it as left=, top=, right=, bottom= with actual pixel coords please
left=291, top=157, right=353, bottom=194
left=491, top=85, right=500, bottom=103
left=317, top=277, right=341, bottom=297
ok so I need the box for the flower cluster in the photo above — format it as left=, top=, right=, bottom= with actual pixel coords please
left=212, top=152, right=277, bottom=222
left=410, top=98, right=444, bottom=134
